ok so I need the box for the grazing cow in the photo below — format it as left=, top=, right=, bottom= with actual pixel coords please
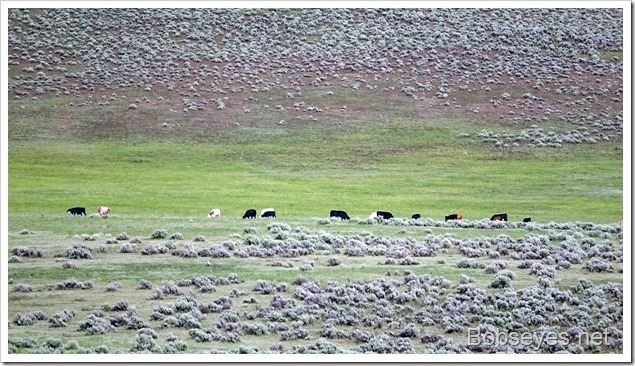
left=490, top=213, right=508, bottom=221
left=242, top=209, right=257, bottom=219
left=260, top=208, right=276, bottom=218
left=370, top=211, right=393, bottom=219
left=67, top=207, right=86, bottom=216
left=445, top=213, right=463, bottom=221
left=330, top=210, right=350, bottom=220
left=522, top=217, right=532, bottom=223
left=207, top=208, right=221, bottom=218
left=97, top=206, right=110, bottom=215
left=412, top=214, right=421, bottom=220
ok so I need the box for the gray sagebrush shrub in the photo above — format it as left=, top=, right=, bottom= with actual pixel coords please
left=170, top=232, right=184, bottom=240
left=115, top=232, right=129, bottom=241
left=490, top=275, right=512, bottom=288
left=584, top=257, right=614, bottom=272
left=193, top=235, right=206, bottom=242
left=268, top=222, right=291, bottom=233
left=307, top=338, right=344, bottom=354
left=528, top=263, right=556, bottom=278
left=141, top=244, right=163, bottom=255
left=165, top=240, right=177, bottom=250
left=78, top=314, right=115, bottom=335
left=150, top=229, right=168, bottom=239
left=164, top=337, right=188, bottom=354
left=9, top=255, right=23, bottom=263
left=13, top=311, right=47, bottom=326
left=162, top=281, right=181, bottom=296
left=131, top=328, right=161, bottom=353
left=11, top=246, right=43, bottom=257
left=55, top=278, right=93, bottom=290
left=106, top=282, right=122, bottom=292
left=484, top=260, right=508, bottom=274
left=56, top=244, right=92, bottom=259
left=119, top=243, right=137, bottom=253
left=49, top=309, right=75, bottom=327
left=243, top=234, right=260, bottom=246
left=62, top=260, right=77, bottom=269
left=456, top=258, right=483, bottom=269
left=221, top=240, right=236, bottom=251
left=151, top=287, right=165, bottom=300
left=13, top=283, right=33, bottom=292
left=138, top=280, right=153, bottom=290
left=63, top=340, right=80, bottom=351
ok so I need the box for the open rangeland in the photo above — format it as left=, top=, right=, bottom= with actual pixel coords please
left=5, top=6, right=625, bottom=359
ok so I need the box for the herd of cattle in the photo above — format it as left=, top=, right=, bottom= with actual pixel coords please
left=67, top=206, right=529, bottom=222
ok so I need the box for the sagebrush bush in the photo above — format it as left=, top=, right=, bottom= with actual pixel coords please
left=9, top=255, right=23, bottom=263
left=13, top=283, right=33, bottom=292
left=151, top=229, right=168, bottom=239
left=11, top=246, right=43, bottom=257
left=119, top=243, right=137, bottom=253
left=456, top=258, right=483, bottom=269
left=115, top=232, right=129, bottom=240
left=57, top=244, right=92, bottom=259
left=585, top=257, right=614, bottom=272
left=79, top=314, right=115, bottom=335
left=165, top=232, right=183, bottom=241
left=49, top=309, right=75, bottom=327
left=490, top=275, right=512, bottom=288
left=62, top=260, right=77, bottom=269
left=55, top=278, right=93, bottom=290
left=106, top=282, right=122, bottom=292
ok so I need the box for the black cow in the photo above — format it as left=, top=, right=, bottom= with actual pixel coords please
left=522, top=217, right=531, bottom=223
left=411, top=214, right=421, bottom=219
left=260, top=208, right=276, bottom=218
left=242, top=209, right=257, bottom=219
left=490, top=213, right=508, bottom=221
left=376, top=211, right=394, bottom=219
left=445, top=213, right=463, bottom=221
left=330, top=210, right=350, bottom=220
left=67, top=207, right=86, bottom=216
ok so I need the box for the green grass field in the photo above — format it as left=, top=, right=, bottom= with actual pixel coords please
left=8, top=116, right=623, bottom=225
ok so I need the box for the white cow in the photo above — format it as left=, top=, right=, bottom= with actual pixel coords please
left=207, top=208, right=221, bottom=218
left=97, top=206, right=110, bottom=215
left=369, top=211, right=378, bottom=219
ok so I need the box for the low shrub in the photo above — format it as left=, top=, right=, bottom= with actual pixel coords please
left=49, top=309, right=75, bottom=327
left=11, top=246, right=43, bottom=257
left=115, top=232, right=129, bottom=240
left=150, top=229, right=168, bottom=239
left=13, top=283, right=33, bottom=292
left=585, top=257, right=614, bottom=273
left=56, top=244, right=92, bottom=259
left=79, top=314, right=115, bottom=335
left=169, top=232, right=184, bottom=240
